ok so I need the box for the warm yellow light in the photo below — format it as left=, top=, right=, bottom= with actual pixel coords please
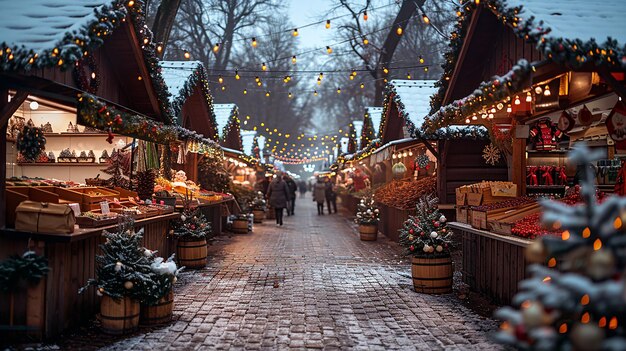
left=514, top=96, right=521, bottom=105
left=221, top=86, right=226, bottom=91
left=314, top=90, right=318, bottom=96
left=422, top=14, right=430, bottom=24
left=526, top=92, right=532, bottom=102
left=235, top=71, right=240, bottom=80
left=213, top=43, right=220, bottom=53
left=419, top=56, right=424, bottom=64
left=424, top=67, right=429, bottom=72
left=261, top=62, right=267, bottom=71
left=396, top=26, right=403, bottom=35
left=292, top=28, right=299, bottom=37
left=184, top=51, right=190, bottom=59
left=288, top=92, right=293, bottom=98
left=507, top=104, right=512, bottom=113
left=218, top=76, right=223, bottom=84
left=583, top=227, right=591, bottom=238
left=360, top=83, right=364, bottom=89
left=156, top=45, right=163, bottom=53
left=383, top=67, right=389, bottom=74
left=257, top=81, right=262, bottom=86
left=407, top=73, right=411, bottom=79
left=593, top=239, right=602, bottom=250
left=243, top=89, right=247, bottom=95
left=292, top=55, right=297, bottom=64
left=266, top=91, right=270, bottom=97
left=337, top=88, right=341, bottom=94
left=326, top=46, right=333, bottom=54
left=363, top=37, right=369, bottom=45
left=363, top=11, right=368, bottom=21
left=543, top=85, right=551, bottom=96
left=128, top=0, right=134, bottom=6
left=326, top=20, right=331, bottom=29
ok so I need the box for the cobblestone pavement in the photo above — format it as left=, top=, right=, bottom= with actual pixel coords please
left=55, top=196, right=501, bottom=350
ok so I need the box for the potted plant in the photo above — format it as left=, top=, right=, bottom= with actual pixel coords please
left=250, top=192, right=267, bottom=223
left=80, top=220, right=153, bottom=334
left=230, top=213, right=251, bottom=234
left=399, top=194, right=453, bottom=294
left=355, top=194, right=380, bottom=241
left=171, top=208, right=212, bottom=269
left=139, top=253, right=181, bottom=326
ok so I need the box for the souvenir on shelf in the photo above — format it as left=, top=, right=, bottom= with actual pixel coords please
left=82, top=125, right=102, bottom=134
left=99, top=149, right=110, bottom=164
left=41, top=122, right=53, bottom=133
left=47, top=152, right=55, bottom=163
left=7, top=115, right=26, bottom=138
left=58, top=148, right=76, bottom=163
left=77, top=151, right=95, bottom=163
left=529, top=118, right=563, bottom=151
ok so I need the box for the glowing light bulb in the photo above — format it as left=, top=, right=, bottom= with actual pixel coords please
left=251, top=37, right=257, bottom=47
left=266, top=91, right=270, bottom=97
left=514, top=96, right=521, bottom=105
left=543, top=85, right=551, bottom=96
left=261, top=62, right=267, bottom=71
left=534, top=86, right=543, bottom=94
left=422, top=14, right=430, bottom=24
left=317, top=78, right=321, bottom=85
left=255, top=76, right=260, bottom=82
left=213, top=43, right=220, bottom=53
left=221, top=86, right=226, bottom=91
left=396, top=26, right=403, bottom=35
left=472, top=115, right=478, bottom=120
left=243, top=89, right=247, bottom=95
left=235, top=71, right=240, bottom=80
left=526, top=92, right=532, bottom=102
left=218, top=75, right=223, bottom=84
left=29, top=101, right=39, bottom=110
left=291, top=55, right=297, bottom=64
left=506, top=104, right=512, bottom=113
left=314, top=90, right=318, bottom=96
left=156, top=45, right=163, bottom=53
left=257, top=81, right=262, bottom=86
left=383, top=67, right=389, bottom=74
left=465, top=118, right=470, bottom=123
left=326, top=46, right=333, bottom=54
left=288, top=92, right=293, bottom=98
left=292, top=28, right=299, bottom=37
left=183, top=51, right=190, bottom=59
left=363, top=37, right=369, bottom=45
left=337, top=88, right=341, bottom=94
left=360, top=83, right=365, bottom=89
left=407, top=73, right=411, bottom=79
left=419, top=56, right=424, bottom=64
left=363, top=11, right=368, bottom=21
left=326, top=20, right=331, bottom=29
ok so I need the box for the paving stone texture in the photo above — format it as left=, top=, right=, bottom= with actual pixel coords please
left=52, top=196, right=501, bottom=350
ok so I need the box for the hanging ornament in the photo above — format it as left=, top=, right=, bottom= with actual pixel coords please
left=570, top=323, right=605, bottom=351
left=482, top=143, right=501, bottom=166
left=578, top=105, right=593, bottom=126
left=124, top=281, right=134, bottom=289
left=557, top=110, right=575, bottom=132
left=415, top=154, right=430, bottom=169
left=392, top=162, right=407, bottom=179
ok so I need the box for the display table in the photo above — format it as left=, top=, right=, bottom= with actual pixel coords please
left=449, top=222, right=530, bottom=305
left=0, top=213, right=179, bottom=340
left=179, top=198, right=241, bottom=235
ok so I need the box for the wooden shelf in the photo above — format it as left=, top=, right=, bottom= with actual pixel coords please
left=17, top=163, right=105, bottom=167
left=526, top=149, right=569, bottom=155
left=43, top=133, right=110, bottom=137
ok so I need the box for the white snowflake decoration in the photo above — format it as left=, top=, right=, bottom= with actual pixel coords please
left=483, top=143, right=501, bottom=166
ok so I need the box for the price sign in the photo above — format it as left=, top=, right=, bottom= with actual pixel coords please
left=100, top=201, right=110, bottom=215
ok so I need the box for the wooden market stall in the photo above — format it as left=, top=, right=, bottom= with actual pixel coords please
left=420, top=0, right=626, bottom=304
left=0, top=0, right=201, bottom=339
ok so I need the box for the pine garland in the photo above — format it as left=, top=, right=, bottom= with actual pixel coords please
left=0, top=251, right=49, bottom=293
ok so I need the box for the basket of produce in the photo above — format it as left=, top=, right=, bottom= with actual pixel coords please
left=76, top=211, right=119, bottom=228
left=85, top=174, right=108, bottom=186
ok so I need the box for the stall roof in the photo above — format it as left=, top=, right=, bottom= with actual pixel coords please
left=241, top=130, right=257, bottom=156
left=387, top=80, right=438, bottom=130
left=0, top=1, right=115, bottom=55
left=506, top=0, right=626, bottom=44
left=160, top=61, right=206, bottom=113
left=365, top=107, right=383, bottom=136
left=214, top=103, right=238, bottom=139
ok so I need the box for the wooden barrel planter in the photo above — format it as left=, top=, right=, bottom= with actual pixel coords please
left=252, top=210, right=265, bottom=223
left=100, top=295, right=140, bottom=335
left=358, top=224, right=378, bottom=241
left=232, top=218, right=249, bottom=233
left=140, top=291, right=173, bottom=326
left=176, top=238, right=207, bottom=269
left=411, top=255, right=453, bottom=294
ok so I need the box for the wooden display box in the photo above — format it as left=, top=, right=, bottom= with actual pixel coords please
left=455, top=188, right=467, bottom=206
left=488, top=203, right=541, bottom=235
left=55, top=187, right=120, bottom=211
left=455, top=206, right=469, bottom=224
left=470, top=206, right=517, bottom=230
left=75, top=215, right=119, bottom=228
left=5, top=186, right=62, bottom=228
left=466, top=184, right=518, bottom=206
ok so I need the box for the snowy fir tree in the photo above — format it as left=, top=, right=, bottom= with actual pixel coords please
left=398, top=195, right=452, bottom=256
left=355, top=194, right=379, bottom=225
left=495, top=145, right=626, bottom=351
left=80, top=219, right=153, bottom=300
left=347, top=124, right=357, bottom=154
left=361, top=114, right=376, bottom=150
left=171, top=208, right=212, bottom=241
left=141, top=252, right=181, bottom=306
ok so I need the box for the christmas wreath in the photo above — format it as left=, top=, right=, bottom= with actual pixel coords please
left=414, top=154, right=430, bottom=170
left=16, top=124, right=46, bottom=162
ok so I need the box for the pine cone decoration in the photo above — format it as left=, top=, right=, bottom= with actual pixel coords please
left=136, top=169, right=156, bottom=200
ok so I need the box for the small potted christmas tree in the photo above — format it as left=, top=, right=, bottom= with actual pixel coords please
left=399, top=194, right=453, bottom=294
left=355, top=194, right=379, bottom=241
left=250, top=191, right=267, bottom=224
left=171, top=208, right=212, bottom=269
left=494, top=145, right=626, bottom=350
left=80, top=219, right=153, bottom=334
left=139, top=252, right=181, bottom=326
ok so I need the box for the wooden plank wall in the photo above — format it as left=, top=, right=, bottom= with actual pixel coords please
left=439, top=140, right=508, bottom=204
left=377, top=204, right=414, bottom=242
left=460, top=228, right=527, bottom=305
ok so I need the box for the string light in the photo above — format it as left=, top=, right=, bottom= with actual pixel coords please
left=221, top=85, right=226, bottom=91
left=235, top=70, right=240, bottom=80
left=213, top=43, right=220, bottom=53
left=383, top=67, right=389, bottom=74
left=360, top=83, right=365, bottom=89
left=419, top=56, right=424, bottom=64
left=363, top=37, right=369, bottom=45
left=243, top=89, right=247, bottom=95
left=326, top=46, right=333, bottom=54
left=396, top=25, right=403, bottom=35
left=326, top=20, right=331, bottom=29
left=407, top=72, right=411, bottom=79
left=261, top=62, right=267, bottom=71
left=514, top=95, right=521, bottom=105
left=288, top=92, right=293, bottom=98
left=251, top=37, right=257, bottom=47
left=337, top=87, right=341, bottom=94
left=363, top=10, right=368, bottom=21
left=292, top=28, right=299, bottom=37
left=543, top=85, right=551, bottom=96
left=184, top=51, right=190, bottom=59
left=291, top=55, right=297, bottom=64
left=314, top=90, right=318, bottom=96
left=526, top=91, right=532, bottom=102
left=156, top=45, right=163, bottom=53
left=218, top=75, right=224, bottom=84
left=422, top=14, right=430, bottom=24
left=266, top=91, right=271, bottom=97
left=424, top=67, right=428, bottom=72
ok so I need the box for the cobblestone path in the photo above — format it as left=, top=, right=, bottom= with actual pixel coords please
left=57, top=196, right=500, bottom=350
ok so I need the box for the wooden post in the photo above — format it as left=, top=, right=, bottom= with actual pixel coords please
left=511, top=138, right=527, bottom=196
left=0, top=88, right=8, bottom=228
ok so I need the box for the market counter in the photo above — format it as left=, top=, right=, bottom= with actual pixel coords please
left=449, top=222, right=530, bottom=305
left=0, top=213, right=179, bottom=340
left=179, top=197, right=240, bottom=235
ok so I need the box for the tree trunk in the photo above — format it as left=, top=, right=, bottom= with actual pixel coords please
left=373, top=0, right=423, bottom=106
left=151, top=0, right=183, bottom=58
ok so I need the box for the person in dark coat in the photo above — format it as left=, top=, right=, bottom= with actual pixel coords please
left=325, top=178, right=337, bottom=214
left=284, top=175, right=298, bottom=216
left=313, top=178, right=327, bottom=215
left=267, top=174, right=290, bottom=225
left=298, top=180, right=307, bottom=198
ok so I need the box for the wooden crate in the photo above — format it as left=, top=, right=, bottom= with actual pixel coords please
left=55, top=187, right=120, bottom=211
left=455, top=206, right=469, bottom=224
left=455, top=188, right=467, bottom=206
left=466, top=184, right=518, bottom=206
left=488, top=203, right=541, bottom=235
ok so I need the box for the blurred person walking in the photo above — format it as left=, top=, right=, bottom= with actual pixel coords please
left=267, top=174, right=290, bottom=226
left=313, top=178, right=327, bottom=215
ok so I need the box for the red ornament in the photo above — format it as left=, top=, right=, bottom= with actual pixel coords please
left=409, top=245, right=415, bottom=251
left=114, top=114, right=123, bottom=125
left=434, top=222, right=440, bottom=228
left=98, top=106, right=107, bottom=114
left=578, top=105, right=593, bottom=126
left=409, top=229, right=414, bottom=234
left=106, top=129, right=114, bottom=144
